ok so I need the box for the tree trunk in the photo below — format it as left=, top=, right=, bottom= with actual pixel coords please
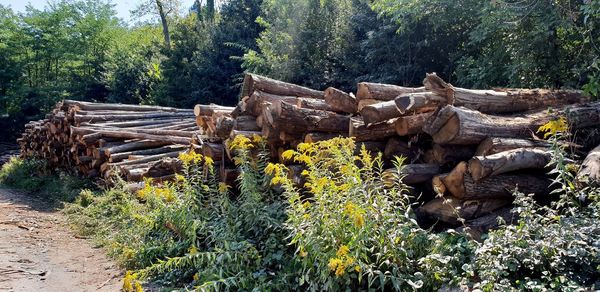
left=242, top=73, right=324, bottom=99
left=383, top=137, right=418, bottom=161
left=394, top=92, right=448, bottom=114
left=423, top=73, right=588, bottom=113
left=576, top=144, right=600, bottom=186
left=270, top=100, right=349, bottom=133
left=103, top=140, right=170, bottom=156
left=303, top=132, right=345, bottom=143
left=71, top=127, right=191, bottom=145
left=109, top=145, right=187, bottom=163
left=356, top=82, right=426, bottom=101
left=360, top=100, right=402, bottom=125
left=394, top=112, right=432, bottom=136
left=63, top=100, right=191, bottom=112
left=424, top=103, right=600, bottom=145
left=468, top=148, right=552, bottom=181
left=156, top=0, right=171, bottom=50
left=233, top=115, right=260, bottom=131
left=194, top=104, right=235, bottom=117
left=458, top=173, right=551, bottom=200
left=324, top=87, right=357, bottom=113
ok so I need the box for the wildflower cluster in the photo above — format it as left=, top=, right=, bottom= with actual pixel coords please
left=328, top=245, right=359, bottom=277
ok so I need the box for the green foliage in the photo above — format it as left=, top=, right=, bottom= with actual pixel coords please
left=0, top=157, right=92, bottom=202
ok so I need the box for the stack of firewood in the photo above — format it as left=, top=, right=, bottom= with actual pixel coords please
left=192, top=73, right=600, bottom=235
left=18, top=100, right=196, bottom=181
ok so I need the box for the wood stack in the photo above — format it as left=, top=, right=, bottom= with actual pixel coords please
left=193, top=72, right=599, bottom=235
left=19, top=72, right=600, bottom=236
left=17, top=100, right=196, bottom=181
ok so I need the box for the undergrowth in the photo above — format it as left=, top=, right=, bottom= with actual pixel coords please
left=19, top=118, right=600, bottom=291
left=0, top=157, right=92, bottom=202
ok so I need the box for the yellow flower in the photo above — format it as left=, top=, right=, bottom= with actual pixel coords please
left=178, top=151, right=203, bottom=165
left=229, top=135, right=253, bottom=151
left=218, top=182, right=229, bottom=193
left=336, top=245, right=350, bottom=257
left=344, top=256, right=355, bottom=266
left=188, top=246, right=199, bottom=255
left=302, top=201, right=311, bottom=209
left=302, top=214, right=310, bottom=220
left=335, top=264, right=346, bottom=277
left=354, top=265, right=361, bottom=273
left=204, top=156, right=214, bottom=167
left=328, top=258, right=343, bottom=271
left=353, top=213, right=365, bottom=227
left=299, top=247, right=307, bottom=257
left=175, top=174, right=185, bottom=182
left=297, top=142, right=313, bottom=153
left=251, top=134, right=264, bottom=143
left=301, top=169, right=309, bottom=176
left=192, top=273, right=200, bottom=282
left=264, top=163, right=279, bottom=175
left=281, top=149, right=295, bottom=161
left=538, top=116, right=568, bottom=138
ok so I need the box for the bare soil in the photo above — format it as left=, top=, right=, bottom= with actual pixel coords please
left=0, top=187, right=122, bottom=291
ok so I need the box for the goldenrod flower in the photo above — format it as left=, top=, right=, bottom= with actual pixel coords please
left=281, top=149, right=295, bottom=161
left=218, top=182, right=229, bottom=193
left=336, top=245, right=349, bottom=257
left=204, top=156, right=214, bottom=167
left=538, top=116, right=568, bottom=138
left=335, top=264, right=346, bottom=277
left=328, top=258, right=343, bottom=271
left=354, top=265, right=361, bottom=273
left=175, top=174, right=185, bottom=182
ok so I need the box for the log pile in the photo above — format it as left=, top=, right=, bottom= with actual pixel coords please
left=18, top=72, right=600, bottom=236
left=17, top=100, right=196, bottom=181
left=192, top=72, right=599, bottom=235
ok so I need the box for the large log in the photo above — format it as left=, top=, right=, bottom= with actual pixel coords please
left=75, top=112, right=194, bottom=124
left=233, top=116, right=260, bottom=131
left=394, top=92, right=448, bottom=114
left=63, top=100, right=192, bottom=113
left=104, top=140, right=171, bottom=156
left=423, top=103, right=600, bottom=145
left=394, top=112, right=433, bottom=136
left=71, top=126, right=194, bottom=139
left=463, top=207, right=517, bottom=240
left=475, top=137, right=551, bottom=156
left=109, top=145, right=187, bottom=163
left=418, top=197, right=511, bottom=226
left=324, top=87, right=358, bottom=113
left=243, top=91, right=297, bottom=116
left=303, top=132, right=344, bottom=143
left=360, top=100, right=402, bottom=125
left=242, top=73, right=324, bottom=99
left=422, top=73, right=588, bottom=113
left=383, top=164, right=440, bottom=185
left=356, top=82, right=426, bottom=101
left=270, top=100, right=349, bottom=133
left=194, top=104, right=234, bottom=117
left=349, top=117, right=397, bottom=142
left=576, top=144, right=600, bottom=186
left=468, top=148, right=552, bottom=181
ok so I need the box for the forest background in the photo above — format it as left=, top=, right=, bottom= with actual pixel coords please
left=1, top=0, right=599, bottom=139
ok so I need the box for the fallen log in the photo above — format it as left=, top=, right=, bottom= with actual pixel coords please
left=576, top=144, right=600, bottom=186
left=109, top=145, right=188, bottom=163
left=423, top=73, right=588, bottom=113
left=63, top=100, right=192, bottom=113
left=194, top=104, right=235, bottom=117
left=462, top=207, right=517, bottom=240
left=270, top=100, right=349, bottom=133
left=423, top=103, right=600, bottom=145
left=242, top=73, right=324, bottom=99
left=475, top=137, right=551, bottom=156
left=356, top=82, right=426, bottom=101
left=468, top=148, right=552, bottom=181
left=430, top=144, right=476, bottom=165
left=383, top=163, right=440, bottom=185
left=418, top=197, right=511, bottom=225
left=304, top=132, right=344, bottom=143
left=324, top=87, right=358, bottom=113
left=349, top=117, right=397, bottom=142
left=383, top=137, right=418, bottom=161
left=104, top=140, right=171, bottom=156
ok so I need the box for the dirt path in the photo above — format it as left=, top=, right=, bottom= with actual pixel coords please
left=0, top=188, right=122, bottom=291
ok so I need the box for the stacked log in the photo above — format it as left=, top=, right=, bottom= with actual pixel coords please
left=19, top=72, right=600, bottom=237
left=18, top=100, right=196, bottom=181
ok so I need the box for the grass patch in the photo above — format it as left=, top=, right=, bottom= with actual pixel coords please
left=0, top=157, right=94, bottom=202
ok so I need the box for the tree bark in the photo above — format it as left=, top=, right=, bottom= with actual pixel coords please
left=194, top=104, right=234, bottom=117
left=394, top=92, right=448, bottom=114
left=109, top=145, right=187, bottom=163
left=103, top=140, right=170, bottom=156
left=468, top=148, right=552, bottom=181
left=360, top=100, right=403, bottom=125
left=356, top=82, right=426, bottom=101
left=430, top=144, right=476, bottom=165
left=324, top=87, right=358, bottom=113
left=156, top=0, right=171, bottom=50
left=383, top=137, right=418, bottom=161
left=242, top=73, right=324, bottom=99
left=303, top=132, right=344, bottom=143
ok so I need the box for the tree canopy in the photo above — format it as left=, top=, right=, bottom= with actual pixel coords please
left=1, top=0, right=599, bottom=139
